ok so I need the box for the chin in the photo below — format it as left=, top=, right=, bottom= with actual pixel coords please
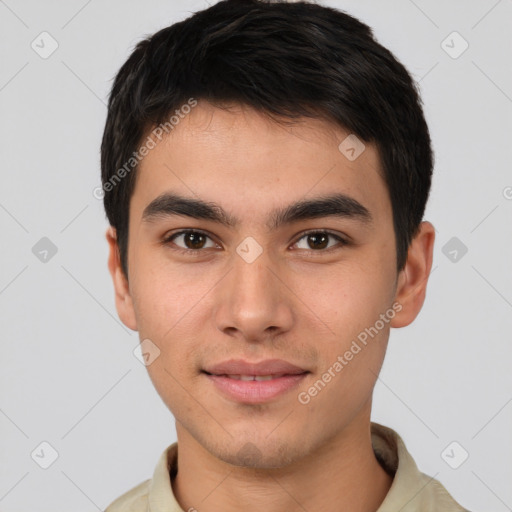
left=211, top=437, right=302, bottom=470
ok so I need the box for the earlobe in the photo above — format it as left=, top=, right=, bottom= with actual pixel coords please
left=390, top=221, right=435, bottom=328
left=106, top=227, right=138, bottom=331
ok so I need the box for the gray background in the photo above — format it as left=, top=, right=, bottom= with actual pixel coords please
left=1, top=0, right=511, bottom=510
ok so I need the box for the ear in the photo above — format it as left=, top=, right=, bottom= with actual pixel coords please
left=106, top=226, right=138, bottom=331
left=390, top=221, right=435, bottom=328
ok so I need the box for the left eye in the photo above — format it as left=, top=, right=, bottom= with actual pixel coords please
left=293, top=231, right=346, bottom=251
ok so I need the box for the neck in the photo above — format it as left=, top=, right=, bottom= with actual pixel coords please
left=172, top=408, right=393, bottom=512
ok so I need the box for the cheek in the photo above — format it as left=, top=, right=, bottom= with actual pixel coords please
left=129, top=262, right=216, bottom=384
left=296, top=292, right=391, bottom=424
left=294, top=260, right=394, bottom=337
left=296, top=261, right=394, bottom=401
left=130, top=258, right=210, bottom=337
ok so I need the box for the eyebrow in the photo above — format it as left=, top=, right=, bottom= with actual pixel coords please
left=142, top=192, right=372, bottom=230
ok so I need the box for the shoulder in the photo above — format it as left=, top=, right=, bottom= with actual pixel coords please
left=371, top=422, right=471, bottom=512
left=104, top=443, right=179, bottom=512
left=416, top=470, right=470, bottom=512
left=104, top=479, right=151, bottom=512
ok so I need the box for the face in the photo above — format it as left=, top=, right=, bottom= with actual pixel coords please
left=108, top=101, right=433, bottom=469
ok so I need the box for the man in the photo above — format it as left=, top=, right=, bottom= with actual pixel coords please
left=101, top=0, right=470, bottom=510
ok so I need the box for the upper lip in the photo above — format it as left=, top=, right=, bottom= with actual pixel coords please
left=203, top=359, right=308, bottom=376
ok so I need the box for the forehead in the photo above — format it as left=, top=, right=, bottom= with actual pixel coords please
left=130, top=101, right=391, bottom=227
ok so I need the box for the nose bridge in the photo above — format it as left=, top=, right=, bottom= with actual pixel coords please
left=234, top=252, right=274, bottom=303
left=214, top=247, right=293, bottom=339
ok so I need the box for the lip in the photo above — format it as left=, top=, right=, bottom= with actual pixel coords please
left=202, top=359, right=309, bottom=404
left=203, top=358, right=307, bottom=376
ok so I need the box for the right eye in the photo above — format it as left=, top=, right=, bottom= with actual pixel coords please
left=162, top=230, right=220, bottom=252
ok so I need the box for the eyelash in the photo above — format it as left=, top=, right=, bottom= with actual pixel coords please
left=161, top=229, right=349, bottom=255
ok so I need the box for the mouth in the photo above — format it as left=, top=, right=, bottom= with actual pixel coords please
left=201, top=359, right=309, bottom=403
left=207, top=373, right=293, bottom=381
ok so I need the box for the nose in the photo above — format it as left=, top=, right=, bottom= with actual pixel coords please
left=212, top=249, right=294, bottom=342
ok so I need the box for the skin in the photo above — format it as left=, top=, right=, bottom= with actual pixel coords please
left=107, top=100, right=435, bottom=512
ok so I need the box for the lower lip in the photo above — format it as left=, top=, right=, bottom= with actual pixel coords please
left=204, top=373, right=308, bottom=403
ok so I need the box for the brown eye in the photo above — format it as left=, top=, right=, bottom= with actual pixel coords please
left=294, top=231, right=346, bottom=251
left=306, top=233, right=329, bottom=250
left=184, top=232, right=207, bottom=249
left=166, top=230, right=217, bottom=251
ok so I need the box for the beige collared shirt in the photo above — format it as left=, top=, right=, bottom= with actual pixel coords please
left=105, top=422, right=470, bottom=511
